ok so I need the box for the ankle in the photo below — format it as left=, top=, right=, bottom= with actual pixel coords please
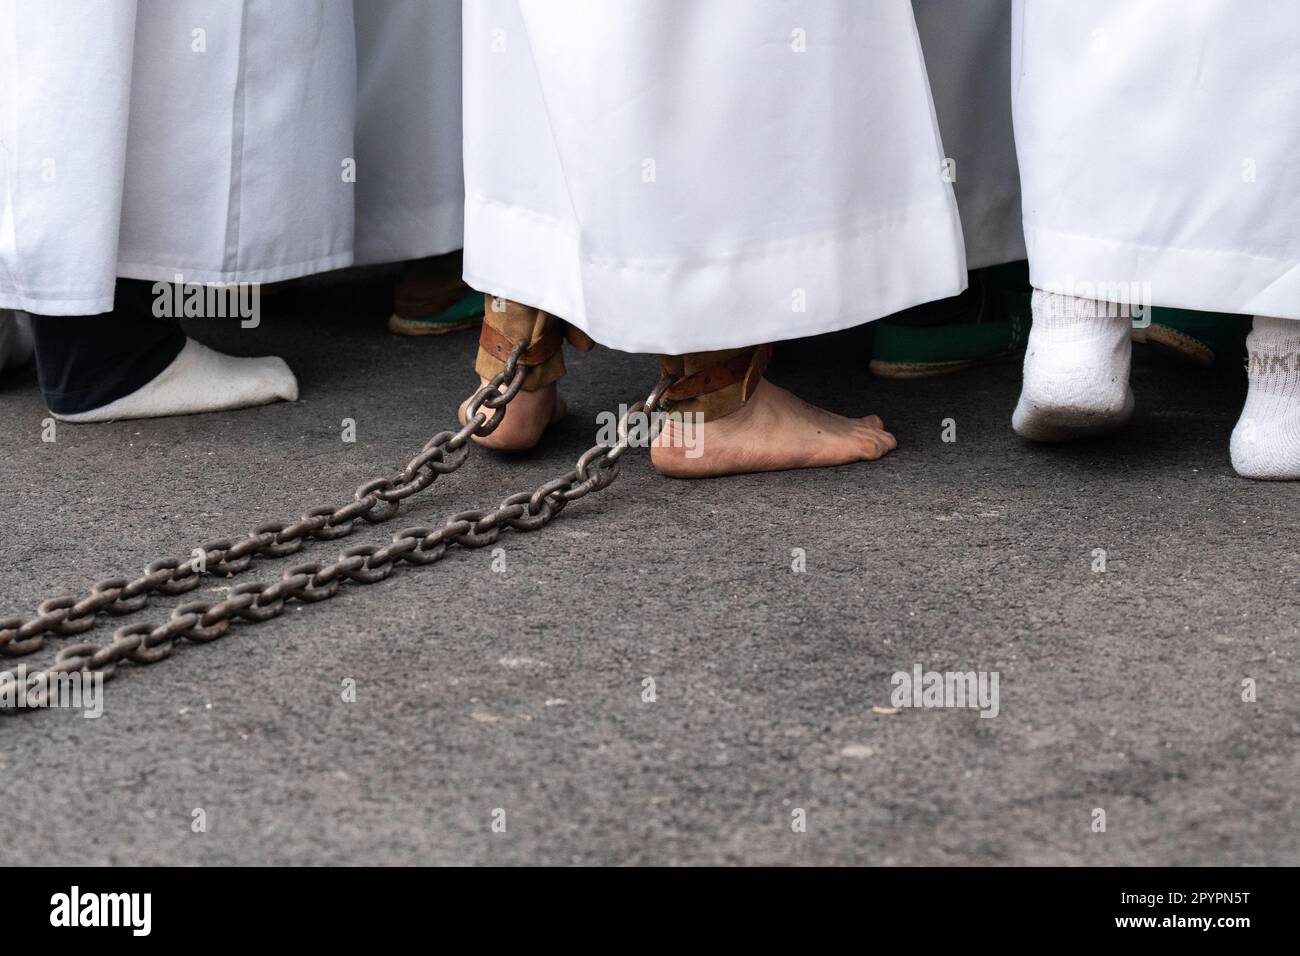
left=1031, top=289, right=1132, bottom=331
left=29, top=311, right=186, bottom=415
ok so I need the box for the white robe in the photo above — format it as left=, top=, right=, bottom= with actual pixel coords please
left=462, top=0, right=967, bottom=354
left=353, top=0, right=463, bottom=266
left=0, top=0, right=463, bottom=316
left=1012, top=0, right=1300, bottom=320
left=913, top=0, right=1024, bottom=271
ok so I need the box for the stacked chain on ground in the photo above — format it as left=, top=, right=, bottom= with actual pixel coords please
left=0, top=343, right=528, bottom=693
left=2, top=367, right=676, bottom=711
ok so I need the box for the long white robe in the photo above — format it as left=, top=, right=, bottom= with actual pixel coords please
left=353, top=0, right=463, bottom=266
left=1012, top=0, right=1300, bottom=320
left=0, top=0, right=463, bottom=316
left=913, top=0, right=1024, bottom=270
left=462, top=0, right=967, bottom=354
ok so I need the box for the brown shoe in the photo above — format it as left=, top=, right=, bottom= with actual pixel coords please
left=387, top=251, right=482, bottom=336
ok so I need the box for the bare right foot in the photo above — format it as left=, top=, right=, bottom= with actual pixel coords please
left=650, top=378, right=896, bottom=478
left=458, top=377, right=566, bottom=451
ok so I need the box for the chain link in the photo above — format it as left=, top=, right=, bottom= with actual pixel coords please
left=0, top=343, right=525, bottom=660
left=1, top=359, right=675, bottom=713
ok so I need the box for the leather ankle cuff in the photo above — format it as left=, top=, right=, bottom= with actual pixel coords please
left=479, top=321, right=563, bottom=368
left=475, top=297, right=566, bottom=390
left=660, top=344, right=771, bottom=421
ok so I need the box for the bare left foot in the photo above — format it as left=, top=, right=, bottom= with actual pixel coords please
left=650, top=378, right=896, bottom=478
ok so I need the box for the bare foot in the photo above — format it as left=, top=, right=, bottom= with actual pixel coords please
left=650, top=378, right=896, bottom=478
left=458, top=377, right=566, bottom=451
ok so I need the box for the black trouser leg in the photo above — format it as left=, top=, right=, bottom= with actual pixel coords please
left=28, top=279, right=186, bottom=415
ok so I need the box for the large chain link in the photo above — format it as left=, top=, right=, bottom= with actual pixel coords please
left=1, top=352, right=675, bottom=712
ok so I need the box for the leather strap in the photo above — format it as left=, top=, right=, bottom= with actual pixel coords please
left=478, top=322, right=564, bottom=367
left=664, top=344, right=771, bottom=402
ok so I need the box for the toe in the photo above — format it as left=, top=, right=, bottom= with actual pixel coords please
left=244, top=356, right=298, bottom=403
left=268, top=359, right=299, bottom=402
left=855, top=431, right=884, bottom=460
left=856, top=424, right=897, bottom=460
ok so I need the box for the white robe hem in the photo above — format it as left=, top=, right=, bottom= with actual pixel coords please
left=464, top=194, right=968, bottom=354
left=1025, top=224, right=1300, bottom=321
left=353, top=198, right=464, bottom=267
left=0, top=251, right=355, bottom=316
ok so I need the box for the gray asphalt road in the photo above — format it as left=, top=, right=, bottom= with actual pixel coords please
left=2, top=279, right=1296, bottom=866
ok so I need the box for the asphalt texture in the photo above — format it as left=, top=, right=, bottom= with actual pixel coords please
left=1, top=277, right=1296, bottom=866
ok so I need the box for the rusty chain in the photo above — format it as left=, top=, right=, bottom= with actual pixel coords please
left=0, top=341, right=528, bottom=668
left=1, top=347, right=675, bottom=712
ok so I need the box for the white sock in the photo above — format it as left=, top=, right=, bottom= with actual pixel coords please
left=56, top=337, right=298, bottom=423
left=0, top=310, right=34, bottom=371
left=1230, top=316, right=1300, bottom=480
left=1012, top=289, right=1134, bottom=441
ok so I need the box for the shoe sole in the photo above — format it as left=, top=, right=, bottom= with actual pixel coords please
left=1013, top=389, right=1136, bottom=443
left=869, top=350, right=1023, bottom=380
left=387, top=314, right=480, bottom=337
left=1132, top=324, right=1216, bottom=367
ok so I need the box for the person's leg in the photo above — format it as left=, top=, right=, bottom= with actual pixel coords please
left=458, top=297, right=580, bottom=450
left=461, top=297, right=897, bottom=473
left=28, top=279, right=297, bottom=422
left=1011, top=288, right=1134, bottom=442
left=387, top=252, right=483, bottom=336
left=1230, top=316, right=1300, bottom=480
left=0, top=310, right=34, bottom=372
left=651, top=346, right=897, bottom=478
left=461, top=3, right=963, bottom=464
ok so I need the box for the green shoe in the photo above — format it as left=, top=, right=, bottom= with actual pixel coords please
left=869, top=262, right=1031, bottom=379
left=1131, top=308, right=1249, bottom=367
left=387, top=290, right=484, bottom=336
